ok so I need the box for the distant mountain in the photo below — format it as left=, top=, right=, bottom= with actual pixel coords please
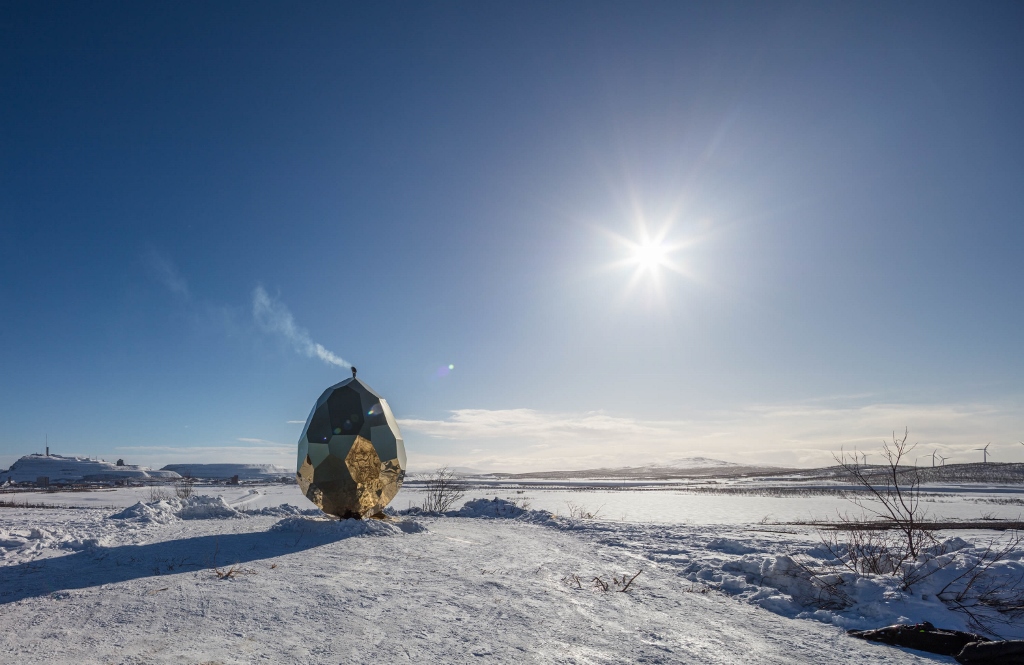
left=161, top=463, right=292, bottom=480
left=652, top=456, right=741, bottom=469
left=483, top=458, right=786, bottom=481
left=0, top=454, right=180, bottom=483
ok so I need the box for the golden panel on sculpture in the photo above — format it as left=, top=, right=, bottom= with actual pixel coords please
left=296, top=373, right=406, bottom=519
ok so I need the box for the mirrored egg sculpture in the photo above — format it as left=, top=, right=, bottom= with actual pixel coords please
left=297, top=370, right=406, bottom=518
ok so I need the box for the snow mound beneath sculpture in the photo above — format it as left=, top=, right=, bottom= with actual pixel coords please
left=269, top=515, right=418, bottom=538
left=242, top=504, right=323, bottom=517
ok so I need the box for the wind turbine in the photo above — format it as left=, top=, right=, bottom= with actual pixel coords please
left=939, top=455, right=950, bottom=466
left=975, top=443, right=990, bottom=464
left=860, top=452, right=870, bottom=466
left=931, top=449, right=939, bottom=467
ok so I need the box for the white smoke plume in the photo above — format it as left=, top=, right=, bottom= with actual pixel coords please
left=252, top=286, right=350, bottom=368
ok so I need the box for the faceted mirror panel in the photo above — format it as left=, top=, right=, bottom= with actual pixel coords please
left=305, top=402, right=333, bottom=444
left=326, top=386, right=364, bottom=437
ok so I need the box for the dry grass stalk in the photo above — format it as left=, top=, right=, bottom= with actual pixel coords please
left=563, top=571, right=643, bottom=593
left=565, top=502, right=603, bottom=519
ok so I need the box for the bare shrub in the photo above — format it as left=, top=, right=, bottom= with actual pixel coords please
left=795, top=428, right=1024, bottom=634
left=833, top=428, right=936, bottom=563
left=175, top=473, right=196, bottom=500
left=148, top=485, right=172, bottom=503
left=814, top=430, right=945, bottom=593
left=565, top=501, right=603, bottom=520
left=420, top=466, right=465, bottom=513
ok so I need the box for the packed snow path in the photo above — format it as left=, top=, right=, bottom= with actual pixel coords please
left=0, top=507, right=940, bottom=664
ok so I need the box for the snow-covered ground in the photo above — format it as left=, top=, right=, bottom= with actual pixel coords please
left=0, top=484, right=1020, bottom=663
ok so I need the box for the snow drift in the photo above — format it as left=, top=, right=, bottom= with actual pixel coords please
left=109, top=496, right=243, bottom=523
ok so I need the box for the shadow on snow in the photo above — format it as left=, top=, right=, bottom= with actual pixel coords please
left=0, top=522, right=356, bottom=604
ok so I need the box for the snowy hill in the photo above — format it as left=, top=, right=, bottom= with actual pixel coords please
left=655, top=456, right=742, bottom=468
left=160, top=463, right=292, bottom=480
left=488, top=457, right=782, bottom=480
left=0, top=454, right=180, bottom=483
left=772, top=461, right=1024, bottom=485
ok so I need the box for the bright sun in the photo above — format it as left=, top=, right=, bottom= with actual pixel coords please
left=598, top=214, right=699, bottom=299
left=631, top=241, right=669, bottom=271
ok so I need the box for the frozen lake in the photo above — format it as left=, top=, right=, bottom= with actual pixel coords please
left=4, top=480, right=1022, bottom=525
left=403, top=484, right=1024, bottom=524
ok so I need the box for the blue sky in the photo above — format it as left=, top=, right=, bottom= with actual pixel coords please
left=2, top=2, right=1023, bottom=472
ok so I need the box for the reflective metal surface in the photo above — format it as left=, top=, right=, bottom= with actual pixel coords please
left=296, top=377, right=406, bottom=518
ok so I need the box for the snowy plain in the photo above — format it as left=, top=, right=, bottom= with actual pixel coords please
left=0, top=481, right=1021, bottom=663
left=5, top=479, right=1023, bottom=524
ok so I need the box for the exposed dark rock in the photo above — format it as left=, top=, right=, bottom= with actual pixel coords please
left=848, top=622, right=988, bottom=656
left=955, top=640, right=1024, bottom=664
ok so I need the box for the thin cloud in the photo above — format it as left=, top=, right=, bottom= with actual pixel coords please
left=236, top=438, right=283, bottom=446
left=286, top=420, right=305, bottom=424
left=144, top=251, right=246, bottom=340
left=252, top=286, right=350, bottom=368
left=399, top=399, right=1024, bottom=472
left=144, top=250, right=189, bottom=299
left=400, top=409, right=680, bottom=440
